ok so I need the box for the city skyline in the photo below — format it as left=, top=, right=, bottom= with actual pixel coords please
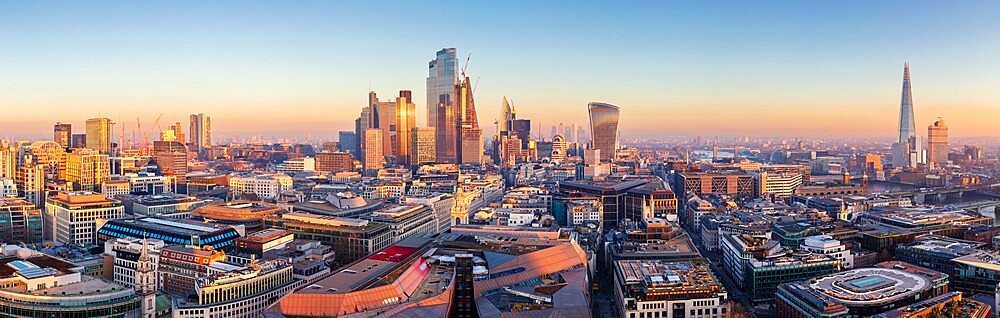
left=2, top=1, right=999, bottom=140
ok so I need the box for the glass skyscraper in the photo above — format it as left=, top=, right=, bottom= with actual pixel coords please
left=588, top=102, right=620, bottom=162
left=426, top=48, right=458, bottom=163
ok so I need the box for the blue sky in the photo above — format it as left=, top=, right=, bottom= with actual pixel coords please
left=1, top=1, right=997, bottom=140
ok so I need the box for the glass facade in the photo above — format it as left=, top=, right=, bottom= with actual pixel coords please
left=426, top=48, right=458, bottom=163
left=588, top=102, right=620, bottom=162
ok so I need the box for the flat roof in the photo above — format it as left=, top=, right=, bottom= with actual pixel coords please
left=805, top=268, right=931, bottom=306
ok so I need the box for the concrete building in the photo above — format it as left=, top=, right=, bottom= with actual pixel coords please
left=117, top=193, right=209, bottom=218
left=44, top=191, right=125, bottom=245
left=614, top=260, right=729, bottom=318
left=85, top=117, right=113, bottom=154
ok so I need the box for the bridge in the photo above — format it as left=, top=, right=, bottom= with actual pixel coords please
left=881, top=183, right=1000, bottom=204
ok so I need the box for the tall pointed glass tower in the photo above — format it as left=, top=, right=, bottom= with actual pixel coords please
left=898, top=63, right=916, bottom=143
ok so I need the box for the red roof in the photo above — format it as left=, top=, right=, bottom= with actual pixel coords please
left=367, top=246, right=419, bottom=262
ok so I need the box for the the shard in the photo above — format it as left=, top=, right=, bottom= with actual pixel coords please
left=898, top=63, right=916, bottom=143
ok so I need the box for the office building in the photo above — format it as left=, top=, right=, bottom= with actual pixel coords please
left=71, top=133, right=87, bottom=149
left=588, top=102, right=620, bottom=162
left=676, top=171, right=756, bottom=199
left=85, top=117, right=113, bottom=154
left=101, top=179, right=131, bottom=197
left=721, top=234, right=840, bottom=303
left=172, top=259, right=298, bottom=318
left=800, top=235, right=854, bottom=269
left=927, top=117, right=948, bottom=166
left=775, top=262, right=948, bottom=317
left=0, top=246, right=144, bottom=317
left=456, top=75, right=483, bottom=164
left=66, top=148, right=111, bottom=192
left=337, top=131, right=358, bottom=156
left=558, top=178, right=649, bottom=229
left=364, top=128, right=384, bottom=171
left=410, top=127, right=436, bottom=165
left=264, top=212, right=394, bottom=264
left=0, top=141, right=14, bottom=179
left=189, top=113, right=212, bottom=154
left=153, top=140, right=188, bottom=188
left=393, top=90, right=416, bottom=165
left=614, top=260, right=729, bottom=318
left=427, top=48, right=458, bottom=163
left=44, top=191, right=125, bottom=245
left=315, top=151, right=353, bottom=173
left=0, top=198, right=43, bottom=243
left=53, top=122, right=72, bottom=148
left=157, top=245, right=227, bottom=295
left=228, top=174, right=293, bottom=201
left=117, top=193, right=209, bottom=218
left=276, top=157, right=315, bottom=173
left=401, top=192, right=454, bottom=234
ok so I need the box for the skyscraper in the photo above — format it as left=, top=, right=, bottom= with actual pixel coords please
left=891, top=64, right=921, bottom=168
left=394, top=90, right=416, bottom=165
left=85, top=118, right=112, bottom=154
left=898, top=63, right=916, bottom=144
left=927, top=118, right=948, bottom=166
left=456, top=76, right=482, bottom=164
left=337, top=131, right=358, bottom=157
left=411, top=127, right=436, bottom=165
left=53, top=123, right=71, bottom=149
left=427, top=48, right=458, bottom=163
left=188, top=113, right=211, bottom=154
left=363, top=128, right=383, bottom=171
left=499, top=96, right=513, bottom=137
left=588, top=102, right=620, bottom=162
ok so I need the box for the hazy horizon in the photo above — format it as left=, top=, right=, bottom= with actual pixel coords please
left=2, top=1, right=998, bottom=140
